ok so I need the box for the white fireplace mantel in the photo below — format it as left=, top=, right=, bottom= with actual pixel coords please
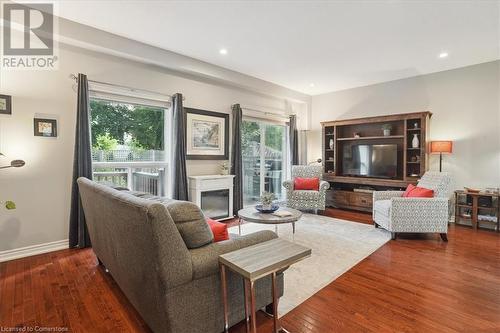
left=188, top=175, right=235, bottom=221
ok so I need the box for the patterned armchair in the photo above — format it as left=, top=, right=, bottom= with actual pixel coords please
left=283, top=165, right=330, bottom=212
left=373, top=171, right=452, bottom=241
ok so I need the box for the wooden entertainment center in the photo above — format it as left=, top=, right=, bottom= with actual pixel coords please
left=322, top=112, right=431, bottom=212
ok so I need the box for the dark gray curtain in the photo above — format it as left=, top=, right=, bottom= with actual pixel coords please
left=231, top=104, right=243, bottom=214
left=289, top=115, right=299, bottom=165
left=172, top=93, right=188, bottom=200
left=69, top=73, right=92, bottom=248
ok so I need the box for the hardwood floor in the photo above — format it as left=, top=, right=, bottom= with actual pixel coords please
left=1, top=208, right=499, bottom=332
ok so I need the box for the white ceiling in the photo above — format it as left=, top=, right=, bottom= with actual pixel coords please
left=56, top=0, right=499, bottom=95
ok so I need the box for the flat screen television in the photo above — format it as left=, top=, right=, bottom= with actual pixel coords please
left=342, top=144, right=398, bottom=179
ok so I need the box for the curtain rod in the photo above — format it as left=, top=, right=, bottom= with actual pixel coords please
left=69, top=74, right=178, bottom=100
left=241, top=106, right=290, bottom=118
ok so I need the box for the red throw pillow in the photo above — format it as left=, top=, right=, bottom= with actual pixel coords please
left=294, top=177, right=320, bottom=191
left=206, top=218, right=229, bottom=242
left=402, top=184, right=416, bottom=197
left=403, top=185, right=434, bottom=198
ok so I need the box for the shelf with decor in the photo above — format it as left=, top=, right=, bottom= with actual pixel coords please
left=454, top=190, right=499, bottom=232
left=405, top=117, right=427, bottom=178
left=321, top=111, right=431, bottom=212
left=336, top=135, right=404, bottom=141
left=323, top=125, right=336, bottom=175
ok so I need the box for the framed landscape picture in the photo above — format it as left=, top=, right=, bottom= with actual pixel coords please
left=185, top=108, right=229, bottom=160
left=0, top=95, right=12, bottom=115
left=34, top=118, right=57, bottom=137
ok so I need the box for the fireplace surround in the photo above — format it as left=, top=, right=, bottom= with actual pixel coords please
left=188, top=175, right=235, bottom=221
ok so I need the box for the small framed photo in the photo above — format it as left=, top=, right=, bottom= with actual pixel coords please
left=34, top=118, right=57, bottom=137
left=0, top=94, right=12, bottom=115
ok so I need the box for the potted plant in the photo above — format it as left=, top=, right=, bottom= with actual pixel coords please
left=220, top=161, right=231, bottom=175
left=260, top=191, right=276, bottom=210
left=1, top=200, right=16, bottom=210
left=381, top=124, right=392, bottom=136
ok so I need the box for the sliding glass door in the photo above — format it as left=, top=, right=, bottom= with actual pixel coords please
left=242, top=119, right=288, bottom=206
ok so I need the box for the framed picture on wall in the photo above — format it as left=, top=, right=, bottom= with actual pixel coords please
left=0, top=95, right=12, bottom=115
left=185, top=108, right=229, bottom=160
left=34, top=118, right=57, bottom=137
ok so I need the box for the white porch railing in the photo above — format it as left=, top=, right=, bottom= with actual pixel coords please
left=92, top=149, right=165, bottom=162
left=92, top=161, right=168, bottom=196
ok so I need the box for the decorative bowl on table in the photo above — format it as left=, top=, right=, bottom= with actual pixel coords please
left=255, top=203, right=279, bottom=214
left=464, top=187, right=481, bottom=193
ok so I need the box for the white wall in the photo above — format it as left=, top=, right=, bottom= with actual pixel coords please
left=0, top=41, right=308, bottom=252
left=308, top=61, right=500, bottom=189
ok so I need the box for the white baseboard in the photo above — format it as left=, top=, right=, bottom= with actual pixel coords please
left=0, top=239, right=69, bottom=263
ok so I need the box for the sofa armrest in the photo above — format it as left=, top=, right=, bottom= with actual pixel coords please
left=373, top=191, right=404, bottom=202
left=283, top=180, right=294, bottom=197
left=319, top=180, right=330, bottom=192
left=283, top=180, right=294, bottom=189
left=390, top=197, right=449, bottom=232
left=190, top=230, right=278, bottom=280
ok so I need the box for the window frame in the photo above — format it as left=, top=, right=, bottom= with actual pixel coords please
left=88, top=94, right=171, bottom=197
left=241, top=116, right=290, bottom=206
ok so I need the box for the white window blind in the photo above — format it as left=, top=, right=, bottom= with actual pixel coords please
left=89, top=81, right=171, bottom=109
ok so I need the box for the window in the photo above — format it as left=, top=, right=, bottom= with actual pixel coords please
left=90, top=98, right=169, bottom=196
left=242, top=119, right=288, bottom=206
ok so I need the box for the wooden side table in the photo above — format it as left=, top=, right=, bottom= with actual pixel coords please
left=455, top=190, right=500, bottom=232
left=219, top=238, right=311, bottom=333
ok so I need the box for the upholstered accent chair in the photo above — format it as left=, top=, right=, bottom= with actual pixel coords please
left=283, top=165, right=330, bottom=212
left=373, top=171, right=452, bottom=241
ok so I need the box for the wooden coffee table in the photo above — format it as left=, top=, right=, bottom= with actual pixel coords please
left=219, top=238, right=311, bottom=333
left=237, top=207, right=303, bottom=236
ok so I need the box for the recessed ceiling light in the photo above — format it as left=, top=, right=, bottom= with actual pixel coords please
left=219, top=48, right=228, bottom=55
left=439, top=52, right=449, bottom=58
left=309, top=83, right=315, bottom=87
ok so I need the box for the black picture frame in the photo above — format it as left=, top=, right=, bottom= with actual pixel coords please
left=185, top=108, right=229, bottom=160
left=0, top=94, right=12, bottom=115
left=34, top=118, right=57, bottom=137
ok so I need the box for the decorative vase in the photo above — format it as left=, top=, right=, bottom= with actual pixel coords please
left=383, top=129, right=391, bottom=136
left=412, top=134, right=419, bottom=148
left=329, top=139, right=334, bottom=150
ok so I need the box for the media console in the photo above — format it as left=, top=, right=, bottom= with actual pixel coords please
left=321, top=111, right=431, bottom=212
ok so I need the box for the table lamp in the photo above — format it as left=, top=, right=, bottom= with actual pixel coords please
left=430, top=141, right=453, bottom=172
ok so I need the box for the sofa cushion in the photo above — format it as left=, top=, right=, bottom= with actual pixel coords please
left=294, top=177, right=320, bottom=191
left=374, top=199, right=391, bottom=219
left=403, top=184, right=434, bottom=198
left=163, top=201, right=214, bottom=249
left=402, top=184, right=416, bottom=197
left=118, top=188, right=212, bottom=248
left=290, top=190, right=320, bottom=201
left=406, top=186, right=434, bottom=198
left=206, top=218, right=229, bottom=242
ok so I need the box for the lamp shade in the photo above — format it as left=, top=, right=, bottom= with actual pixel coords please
left=430, top=141, right=453, bottom=154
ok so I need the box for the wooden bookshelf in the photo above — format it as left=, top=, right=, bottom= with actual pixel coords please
left=455, top=190, right=500, bottom=232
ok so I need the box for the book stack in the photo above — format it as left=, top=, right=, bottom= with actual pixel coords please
left=272, top=210, right=293, bottom=217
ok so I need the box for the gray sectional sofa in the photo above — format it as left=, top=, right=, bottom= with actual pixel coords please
left=77, top=177, right=284, bottom=333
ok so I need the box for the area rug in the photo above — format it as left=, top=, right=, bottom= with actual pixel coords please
left=228, top=214, right=391, bottom=315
